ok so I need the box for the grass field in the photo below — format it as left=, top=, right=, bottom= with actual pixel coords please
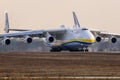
left=0, top=52, right=120, bottom=80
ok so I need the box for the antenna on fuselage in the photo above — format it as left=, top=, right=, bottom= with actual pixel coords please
left=73, top=11, right=80, bottom=28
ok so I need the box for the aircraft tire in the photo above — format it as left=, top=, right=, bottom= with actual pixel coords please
left=50, top=46, right=61, bottom=52
left=85, top=49, right=89, bottom=52
left=69, top=49, right=79, bottom=52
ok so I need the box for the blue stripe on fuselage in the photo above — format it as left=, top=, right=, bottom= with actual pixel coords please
left=61, top=41, right=92, bottom=47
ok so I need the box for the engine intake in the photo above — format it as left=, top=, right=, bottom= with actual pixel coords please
left=2, top=38, right=11, bottom=45
left=24, top=36, right=32, bottom=43
left=46, top=36, right=55, bottom=43
left=96, top=36, right=102, bottom=42
left=111, top=37, right=117, bottom=43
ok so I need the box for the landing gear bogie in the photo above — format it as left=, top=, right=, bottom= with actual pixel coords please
left=50, top=46, right=61, bottom=52
left=50, top=46, right=89, bottom=52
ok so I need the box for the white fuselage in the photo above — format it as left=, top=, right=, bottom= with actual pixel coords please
left=53, top=27, right=96, bottom=48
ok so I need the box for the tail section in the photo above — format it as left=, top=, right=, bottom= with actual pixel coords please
left=73, top=11, right=80, bottom=28
left=4, top=11, right=9, bottom=33
left=4, top=11, right=29, bottom=33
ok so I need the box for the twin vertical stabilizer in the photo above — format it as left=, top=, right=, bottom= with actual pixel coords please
left=3, top=11, right=80, bottom=33
left=4, top=11, right=9, bottom=33
left=4, top=11, right=29, bottom=33
left=73, top=11, right=80, bottom=28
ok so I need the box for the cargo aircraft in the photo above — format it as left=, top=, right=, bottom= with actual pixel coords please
left=0, top=11, right=119, bottom=52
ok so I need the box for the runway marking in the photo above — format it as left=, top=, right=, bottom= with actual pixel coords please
left=1, top=76, right=120, bottom=79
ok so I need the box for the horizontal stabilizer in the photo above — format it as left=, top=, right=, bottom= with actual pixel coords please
left=9, top=29, right=29, bottom=31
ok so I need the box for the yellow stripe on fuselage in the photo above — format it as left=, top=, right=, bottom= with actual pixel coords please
left=67, top=38, right=96, bottom=43
left=53, top=38, right=96, bottom=46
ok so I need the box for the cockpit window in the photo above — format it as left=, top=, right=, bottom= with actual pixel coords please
left=82, top=28, right=88, bottom=30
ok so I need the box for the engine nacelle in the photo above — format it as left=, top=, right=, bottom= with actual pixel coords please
left=46, top=36, right=55, bottom=43
left=2, top=38, right=11, bottom=45
left=96, top=36, right=117, bottom=43
left=110, top=37, right=117, bottom=43
left=96, top=36, right=102, bottom=42
left=24, top=36, right=32, bottom=43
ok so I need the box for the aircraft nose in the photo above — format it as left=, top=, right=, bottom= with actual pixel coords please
left=88, top=34, right=96, bottom=43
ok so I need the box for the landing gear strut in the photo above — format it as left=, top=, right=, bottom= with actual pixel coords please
left=78, top=47, right=89, bottom=52
left=84, top=48, right=89, bottom=52
left=50, top=46, right=61, bottom=52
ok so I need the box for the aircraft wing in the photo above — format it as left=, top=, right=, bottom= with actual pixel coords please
left=91, top=29, right=120, bottom=38
left=0, top=27, right=66, bottom=38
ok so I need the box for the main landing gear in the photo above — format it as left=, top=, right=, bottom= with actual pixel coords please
left=69, top=47, right=89, bottom=52
left=78, top=47, right=89, bottom=52
left=50, top=46, right=89, bottom=52
left=50, top=46, right=61, bottom=52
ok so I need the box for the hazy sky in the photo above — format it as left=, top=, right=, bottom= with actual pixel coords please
left=0, top=0, right=120, bottom=33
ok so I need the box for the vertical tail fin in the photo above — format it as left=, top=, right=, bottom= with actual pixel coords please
left=73, top=11, right=80, bottom=28
left=4, top=11, right=9, bottom=33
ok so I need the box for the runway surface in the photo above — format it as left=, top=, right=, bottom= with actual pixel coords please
left=0, top=52, right=120, bottom=80
left=1, top=76, right=120, bottom=80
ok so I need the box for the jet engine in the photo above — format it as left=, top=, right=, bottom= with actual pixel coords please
left=96, top=36, right=102, bottom=42
left=44, top=32, right=56, bottom=43
left=96, top=36, right=117, bottom=43
left=2, top=38, right=11, bottom=45
left=46, top=36, right=55, bottom=43
left=110, top=37, right=117, bottom=43
left=24, top=36, right=32, bottom=43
